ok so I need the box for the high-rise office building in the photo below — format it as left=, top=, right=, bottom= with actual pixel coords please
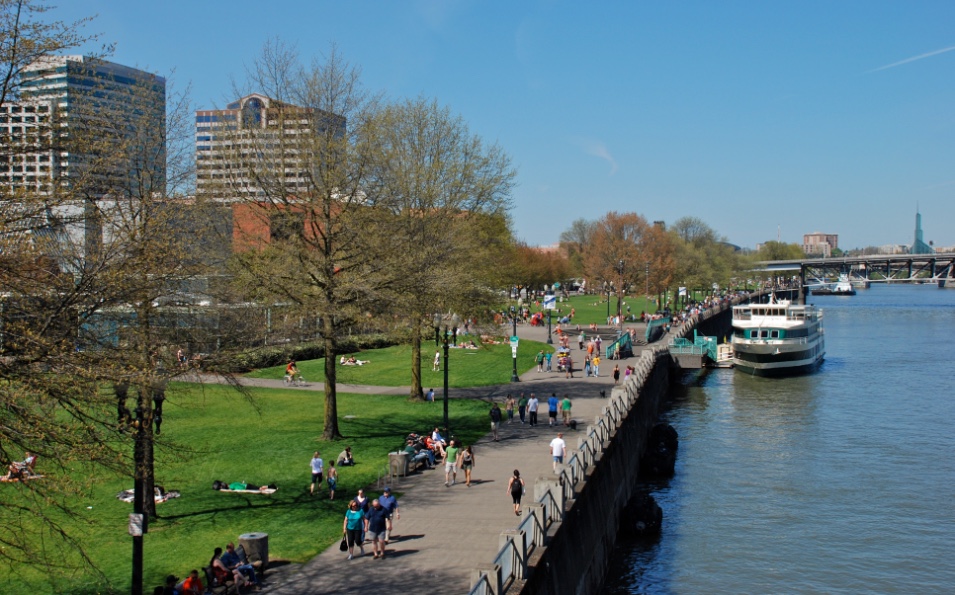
left=195, top=93, right=344, bottom=199
left=0, top=55, right=166, bottom=196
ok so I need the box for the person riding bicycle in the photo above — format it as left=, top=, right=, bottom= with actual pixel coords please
left=285, top=360, right=304, bottom=384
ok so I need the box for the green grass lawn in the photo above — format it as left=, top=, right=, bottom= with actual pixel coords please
left=247, top=338, right=554, bottom=388
left=517, top=293, right=658, bottom=326
left=9, top=383, right=492, bottom=595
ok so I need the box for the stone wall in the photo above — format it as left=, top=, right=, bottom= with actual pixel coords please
left=519, top=346, right=671, bottom=595
left=519, top=303, right=741, bottom=595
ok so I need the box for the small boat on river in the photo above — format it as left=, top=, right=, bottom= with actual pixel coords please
left=811, top=273, right=857, bottom=296
left=731, top=298, right=825, bottom=376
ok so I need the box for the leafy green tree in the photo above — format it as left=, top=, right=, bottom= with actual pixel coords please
left=360, top=97, right=515, bottom=399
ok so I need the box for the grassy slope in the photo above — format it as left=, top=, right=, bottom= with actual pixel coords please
left=9, top=383, right=492, bottom=595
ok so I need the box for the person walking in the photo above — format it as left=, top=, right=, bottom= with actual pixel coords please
left=545, top=350, right=553, bottom=372
left=565, top=356, right=574, bottom=379
left=444, top=439, right=461, bottom=486
left=326, top=461, right=338, bottom=500
left=507, top=469, right=526, bottom=516
left=433, top=350, right=441, bottom=372
left=518, top=393, right=528, bottom=424
left=547, top=392, right=559, bottom=426
left=461, top=445, right=476, bottom=487
left=593, top=354, right=601, bottom=377
left=352, top=488, right=370, bottom=544
left=309, top=451, right=324, bottom=496
left=550, top=432, right=567, bottom=473
left=366, top=498, right=390, bottom=558
left=578, top=331, right=585, bottom=350
left=378, top=487, right=399, bottom=542
left=527, top=394, right=540, bottom=426
left=535, top=350, right=545, bottom=372
left=505, top=394, right=516, bottom=423
left=613, top=364, right=620, bottom=384
left=561, top=395, right=572, bottom=426
left=584, top=355, right=592, bottom=377
left=489, top=402, right=503, bottom=441
left=343, top=500, right=366, bottom=559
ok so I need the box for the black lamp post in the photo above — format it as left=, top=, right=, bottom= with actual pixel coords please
left=605, top=281, right=611, bottom=319
left=443, top=313, right=459, bottom=436
left=118, top=375, right=166, bottom=595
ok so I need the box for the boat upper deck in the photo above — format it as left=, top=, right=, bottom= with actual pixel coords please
left=732, top=302, right=823, bottom=325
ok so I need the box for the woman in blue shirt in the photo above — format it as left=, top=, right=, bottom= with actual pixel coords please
left=342, top=500, right=366, bottom=559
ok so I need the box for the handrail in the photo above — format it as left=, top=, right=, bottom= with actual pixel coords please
left=467, top=574, right=492, bottom=595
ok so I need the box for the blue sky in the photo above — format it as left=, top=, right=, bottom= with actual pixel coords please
left=54, top=1, right=955, bottom=250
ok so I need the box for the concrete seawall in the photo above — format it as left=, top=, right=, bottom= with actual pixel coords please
left=516, top=302, right=740, bottom=595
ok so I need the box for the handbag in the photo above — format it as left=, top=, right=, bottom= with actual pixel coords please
left=339, top=533, right=348, bottom=552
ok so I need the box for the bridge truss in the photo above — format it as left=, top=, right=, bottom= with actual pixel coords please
left=759, top=252, right=955, bottom=289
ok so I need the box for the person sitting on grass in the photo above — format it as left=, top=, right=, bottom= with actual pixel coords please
left=4, top=452, right=37, bottom=481
left=337, top=446, right=355, bottom=466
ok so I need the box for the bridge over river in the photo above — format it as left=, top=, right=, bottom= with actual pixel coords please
left=758, top=252, right=955, bottom=296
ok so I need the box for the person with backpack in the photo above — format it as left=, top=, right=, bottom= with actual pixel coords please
left=506, top=469, right=526, bottom=516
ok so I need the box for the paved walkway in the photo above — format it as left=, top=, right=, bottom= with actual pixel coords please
left=240, top=322, right=630, bottom=594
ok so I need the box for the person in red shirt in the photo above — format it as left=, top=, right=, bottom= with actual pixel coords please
left=181, top=569, right=203, bottom=595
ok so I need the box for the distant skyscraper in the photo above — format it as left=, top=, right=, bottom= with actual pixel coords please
left=911, top=210, right=934, bottom=254
left=0, top=55, right=166, bottom=196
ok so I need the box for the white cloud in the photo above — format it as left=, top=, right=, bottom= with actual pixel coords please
left=578, top=138, right=618, bottom=175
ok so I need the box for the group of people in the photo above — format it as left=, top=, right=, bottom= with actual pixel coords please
left=309, top=447, right=355, bottom=499
left=158, top=541, right=259, bottom=594
left=343, top=487, right=399, bottom=560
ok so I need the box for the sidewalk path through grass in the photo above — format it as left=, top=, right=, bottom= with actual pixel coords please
left=241, top=322, right=634, bottom=594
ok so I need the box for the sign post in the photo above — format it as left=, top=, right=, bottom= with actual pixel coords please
left=510, top=335, right=520, bottom=382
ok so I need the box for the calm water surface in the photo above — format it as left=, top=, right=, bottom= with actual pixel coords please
left=603, top=285, right=955, bottom=594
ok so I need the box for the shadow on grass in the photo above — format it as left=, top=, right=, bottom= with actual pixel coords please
left=158, top=490, right=313, bottom=521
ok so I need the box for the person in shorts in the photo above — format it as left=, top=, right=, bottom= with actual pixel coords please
left=366, top=499, right=390, bottom=558
left=378, top=486, right=399, bottom=542
left=444, top=439, right=460, bottom=486
left=549, top=432, right=566, bottom=473
left=309, top=451, right=323, bottom=495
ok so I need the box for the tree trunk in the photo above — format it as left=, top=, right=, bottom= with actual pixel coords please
left=409, top=318, right=423, bottom=400
left=321, top=316, right=342, bottom=440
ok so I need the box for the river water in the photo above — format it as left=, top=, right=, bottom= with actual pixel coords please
left=602, top=285, right=955, bottom=594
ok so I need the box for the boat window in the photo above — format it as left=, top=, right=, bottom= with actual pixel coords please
left=771, top=330, right=780, bottom=338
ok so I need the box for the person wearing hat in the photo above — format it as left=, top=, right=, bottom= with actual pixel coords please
left=378, top=487, right=399, bottom=543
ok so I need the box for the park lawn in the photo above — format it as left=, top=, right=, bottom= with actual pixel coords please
left=247, top=339, right=554, bottom=387
left=518, top=293, right=658, bottom=326
left=8, top=382, right=491, bottom=595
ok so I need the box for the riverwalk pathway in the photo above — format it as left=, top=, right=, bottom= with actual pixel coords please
left=225, top=322, right=633, bottom=595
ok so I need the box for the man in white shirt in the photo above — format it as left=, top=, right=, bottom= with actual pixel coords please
left=527, top=394, right=540, bottom=426
left=549, top=433, right=566, bottom=473
left=310, top=451, right=324, bottom=495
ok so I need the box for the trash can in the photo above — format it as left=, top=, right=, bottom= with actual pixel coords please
left=389, top=451, right=409, bottom=477
left=239, top=532, right=269, bottom=569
